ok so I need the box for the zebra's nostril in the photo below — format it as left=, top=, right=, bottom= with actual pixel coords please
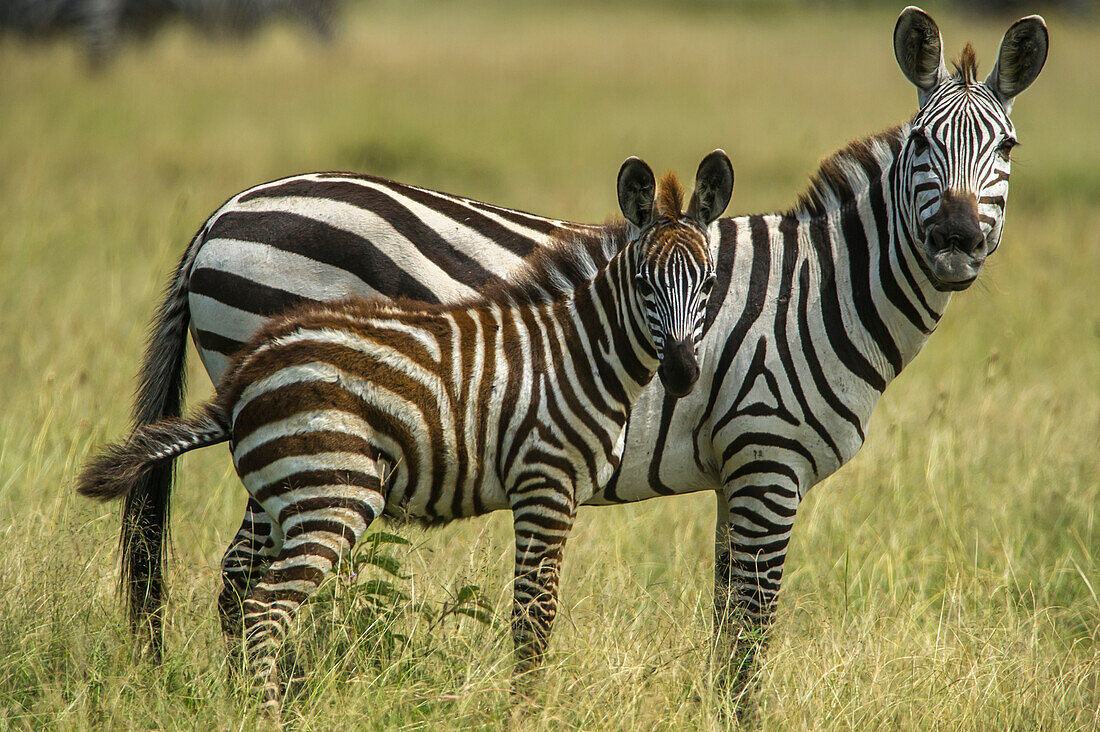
left=949, top=230, right=985, bottom=255
left=929, top=228, right=949, bottom=253
left=932, top=222, right=984, bottom=256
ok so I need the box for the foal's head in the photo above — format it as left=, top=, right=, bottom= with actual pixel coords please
left=617, top=150, right=733, bottom=397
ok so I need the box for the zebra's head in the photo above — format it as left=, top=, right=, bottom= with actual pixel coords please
left=617, top=150, right=733, bottom=397
left=894, top=7, right=1048, bottom=291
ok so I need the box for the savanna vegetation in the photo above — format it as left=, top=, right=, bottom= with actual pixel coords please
left=0, top=1, right=1097, bottom=728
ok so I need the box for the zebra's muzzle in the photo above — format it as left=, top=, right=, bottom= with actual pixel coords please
left=923, top=222, right=986, bottom=291
left=921, top=190, right=987, bottom=291
left=657, top=338, right=700, bottom=398
left=925, top=245, right=983, bottom=291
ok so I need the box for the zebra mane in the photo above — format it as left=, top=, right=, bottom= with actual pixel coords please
left=656, top=171, right=685, bottom=219
left=787, top=125, right=904, bottom=218
left=497, top=171, right=684, bottom=305
left=256, top=221, right=632, bottom=345
left=952, top=43, right=980, bottom=86
left=259, top=175, right=685, bottom=335
left=789, top=44, right=985, bottom=220
left=477, top=221, right=630, bottom=306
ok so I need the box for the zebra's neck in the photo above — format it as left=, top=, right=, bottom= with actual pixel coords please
left=565, top=241, right=659, bottom=409
left=785, top=122, right=954, bottom=385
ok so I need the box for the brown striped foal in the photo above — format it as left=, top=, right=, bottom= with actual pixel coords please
left=79, top=151, right=734, bottom=715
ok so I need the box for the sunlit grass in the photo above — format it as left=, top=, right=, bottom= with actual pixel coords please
left=0, top=1, right=1097, bottom=728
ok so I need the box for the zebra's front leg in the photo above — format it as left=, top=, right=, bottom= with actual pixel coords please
left=509, top=485, right=576, bottom=685
left=712, top=475, right=800, bottom=705
left=218, top=497, right=284, bottom=666
left=242, top=486, right=384, bottom=717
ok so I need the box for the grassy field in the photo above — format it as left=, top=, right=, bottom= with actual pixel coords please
left=1, top=1, right=1098, bottom=728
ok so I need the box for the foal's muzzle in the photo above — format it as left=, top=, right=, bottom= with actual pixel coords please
left=658, top=338, right=700, bottom=398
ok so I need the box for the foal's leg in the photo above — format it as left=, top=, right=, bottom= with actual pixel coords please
left=509, top=481, right=576, bottom=681
left=242, top=475, right=386, bottom=717
left=218, top=497, right=283, bottom=648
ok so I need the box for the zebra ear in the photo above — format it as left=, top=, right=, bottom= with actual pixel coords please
left=894, top=6, right=947, bottom=107
left=618, top=157, right=656, bottom=229
left=985, top=15, right=1048, bottom=113
left=687, top=149, right=734, bottom=228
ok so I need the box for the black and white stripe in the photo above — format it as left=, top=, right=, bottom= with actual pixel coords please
left=112, top=7, right=1047, bottom=695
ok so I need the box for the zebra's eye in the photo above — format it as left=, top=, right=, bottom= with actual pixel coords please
left=909, top=129, right=930, bottom=154
left=997, top=138, right=1017, bottom=161
left=699, top=274, right=716, bottom=296
left=634, top=273, right=653, bottom=296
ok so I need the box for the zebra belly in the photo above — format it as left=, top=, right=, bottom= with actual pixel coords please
left=379, top=450, right=511, bottom=522
left=231, top=410, right=512, bottom=531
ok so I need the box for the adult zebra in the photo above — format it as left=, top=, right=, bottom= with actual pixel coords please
left=116, top=6, right=1048, bottom=690
left=81, top=155, right=730, bottom=714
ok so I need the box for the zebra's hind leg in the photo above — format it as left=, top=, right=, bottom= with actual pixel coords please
left=509, top=484, right=577, bottom=687
left=242, top=481, right=385, bottom=717
left=219, top=497, right=284, bottom=669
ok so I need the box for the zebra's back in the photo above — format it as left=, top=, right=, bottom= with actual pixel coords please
left=188, top=171, right=586, bottom=381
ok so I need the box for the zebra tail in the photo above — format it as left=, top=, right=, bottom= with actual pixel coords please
left=116, top=225, right=207, bottom=655
left=77, top=403, right=230, bottom=502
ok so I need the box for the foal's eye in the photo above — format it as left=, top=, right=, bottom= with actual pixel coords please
left=699, top=275, right=716, bottom=295
left=997, top=138, right=1018, bottom=161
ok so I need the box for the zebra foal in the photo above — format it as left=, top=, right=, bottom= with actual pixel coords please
left=79, top=152, right=734, bottom=713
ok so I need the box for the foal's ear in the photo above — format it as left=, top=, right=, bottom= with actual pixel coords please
left=687, top=149, right=734, bottom=228
left=894, top=6, right=947, bottom=107
left=985, top=15, right=1048, bottom=113
left=618, top=157, right=657, bottom=229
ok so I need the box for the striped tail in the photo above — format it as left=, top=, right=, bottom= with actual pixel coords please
left=78, top=403, right=230, bottom=502
left=79, top=399, right=228, bottom=654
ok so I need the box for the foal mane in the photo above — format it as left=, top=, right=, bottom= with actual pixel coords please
left=475, top=220, right=630, bottom=307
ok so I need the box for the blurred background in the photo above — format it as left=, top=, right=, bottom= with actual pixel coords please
left=0, top=1, right=1097, bottom=728
left=1, top=0, right=337, bottom=66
